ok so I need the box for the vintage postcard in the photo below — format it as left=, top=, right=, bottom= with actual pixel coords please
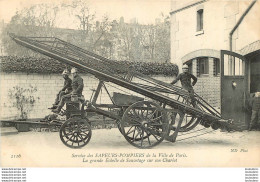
left=0, top=0, right=259, bottom=169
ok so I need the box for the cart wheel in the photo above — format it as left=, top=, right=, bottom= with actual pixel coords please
left=121, top=101, right=168, bottom=148
left=116, top=107, right=148, bottom=141
left=117, top=119, right=151, bottom=141
left=59, top=117, right=92, bottom=148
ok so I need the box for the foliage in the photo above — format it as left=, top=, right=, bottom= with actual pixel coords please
left=8, top=85, right=40, bottom=120
left=0, top=56, right=67, bottom=73
left=1, top=4, right=60, bottom=57
left=1, top=1, right=171, bottom=63
left=62, top=0, right=95, bottom=35
left=0, top=56, right=178, bottom=76
left=115, top=14, right=170, bottom=62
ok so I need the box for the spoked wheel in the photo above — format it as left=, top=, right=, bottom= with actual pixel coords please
left=117, top=119, right=152, bottom=141
left=59, top=117, right=92, bottom=148
left=121, top=101, right=168, bottom=149
left=116, top=108, right=151, bottom=141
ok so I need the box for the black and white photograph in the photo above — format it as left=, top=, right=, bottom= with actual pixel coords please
left=0, top=0, right=259, bottom=178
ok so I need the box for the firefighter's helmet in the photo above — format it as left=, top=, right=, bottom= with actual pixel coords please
left=182, top=64, right=189, bottom=69
left=62, top=69, right=69, bottom=75
left=71, top=67, right=78, bottom=74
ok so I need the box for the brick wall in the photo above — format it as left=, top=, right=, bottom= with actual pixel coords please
left=0, top=72, right=173, bottom=120
left=191, top=58, right=221, bottom=108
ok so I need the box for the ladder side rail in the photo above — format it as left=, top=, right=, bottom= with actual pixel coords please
left=194, top=93, right=221, bottom=116
left=134, top=83, right=182, bottom=94
left=46, top=38, right=130, bottom=75
left=25, top=36, right=178, bottom=88
left=54, top=37, right=131, bottom=72
left=135, top=72, right=184, bottom=92
left=134, top=72, right=189, bottom=97
left=134, top=72, right=221, bottom=117
left=25, top=38, right=122, bottom=77
left=22, top=36, right=54, bottom=39
left=195, top=99, right=221, bottom=117
left=12, top=36, right=222, bottom=121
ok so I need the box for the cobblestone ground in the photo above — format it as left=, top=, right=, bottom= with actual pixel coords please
left=1, top=127, right=260, bottom=167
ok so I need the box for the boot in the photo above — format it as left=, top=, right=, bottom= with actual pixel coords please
left=52, top=106, right=62, bottom=113
left=48, top=104, right=58, bottom=109
left=248, top=125, right=253, bottom=131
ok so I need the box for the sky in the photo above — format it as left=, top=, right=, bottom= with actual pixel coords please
left=0, top=0, right=172, bottom=27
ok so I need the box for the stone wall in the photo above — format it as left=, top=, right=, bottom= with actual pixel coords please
left=0, top=72, right=173, bottom=120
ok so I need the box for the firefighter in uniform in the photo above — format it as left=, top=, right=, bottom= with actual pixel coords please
left=49, top=69, right=72, bottom=109
left=53, top=67, right=84, bottom=113
left=171, top=64, right=197, bottom=106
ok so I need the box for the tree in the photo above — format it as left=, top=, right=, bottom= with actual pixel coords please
left=138, top=24, right=156, bottom=61
left=154, top=14, right=171, bottom=63
left=92, top=15, right=110, bottom=49
left=1, top=3, right=60, bottom=57
left=116, top=22, right=136, bottom=61
left=137, top=14, right=170, bottom=62
left=62, top=0, right=112, bottom=57
left=62, top=0, right=95, bottom=40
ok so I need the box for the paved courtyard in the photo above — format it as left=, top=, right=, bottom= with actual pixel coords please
left=1, top=127, right=260, bottom=167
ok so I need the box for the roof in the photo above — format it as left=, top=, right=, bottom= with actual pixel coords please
left=170, top=0, right=207, bottom=15
left=239, top=40, right=260, bottom=56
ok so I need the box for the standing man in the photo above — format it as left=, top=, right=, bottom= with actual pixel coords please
left=49, top=69, right=72, bottom=109
left=249, top=92, right=260, bottom=131
left=171, top=64, right=197, bottom=106
left=53, top=67, right=84, bottom=113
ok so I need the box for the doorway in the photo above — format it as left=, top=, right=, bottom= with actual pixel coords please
left=249, top=54, right=260, bottom=93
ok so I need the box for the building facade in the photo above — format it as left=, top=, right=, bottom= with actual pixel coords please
left=170, top=0, right=260, bottom=128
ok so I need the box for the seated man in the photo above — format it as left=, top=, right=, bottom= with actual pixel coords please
left=171, top=64, right=197, bottom=106
left=49, top=69, right=72, bottom=109
left=53, top=67, right=84, bottom=113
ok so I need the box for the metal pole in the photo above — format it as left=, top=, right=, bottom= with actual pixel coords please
left=229, top=0, right=257, bottom=52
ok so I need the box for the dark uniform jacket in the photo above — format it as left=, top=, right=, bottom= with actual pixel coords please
left=249, top=96, right=260, bottom=111
left=171, top=72, right=197, bottom=91
left=61, top=77, right=72, bottom=92
left=72, top=75, right=84, bottom=96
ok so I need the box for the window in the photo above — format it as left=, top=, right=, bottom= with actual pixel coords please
left=197, top=9, right=203, bottom=31
left=198, top=57, right=209, bottom=75
left=214, top=58, right=220, bottom=76
left=188, top=63, right=193, bottom=74
left=223, top=55, right=244, bottom=76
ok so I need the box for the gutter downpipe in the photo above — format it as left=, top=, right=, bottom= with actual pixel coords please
left=229, top=0, right=257, bottom=52
left=228, top=0, right=256, bottom=109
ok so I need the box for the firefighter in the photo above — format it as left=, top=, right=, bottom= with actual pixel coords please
left=171, top=64, right=197, bottom=106
left=52, top=67, right=84, bottom=113
left=249, top=92, right=260, bottom=131
left=49, top=69, right=72, bottom=109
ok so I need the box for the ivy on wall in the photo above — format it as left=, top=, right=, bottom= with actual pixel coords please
left=0, top=56, right=179, bottom=76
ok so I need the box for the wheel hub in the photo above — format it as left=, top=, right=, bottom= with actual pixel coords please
left=140, top=120, right=149, bottom=129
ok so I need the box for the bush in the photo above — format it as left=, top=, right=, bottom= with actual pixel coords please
left=0, top=56, right=178, bottom=76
